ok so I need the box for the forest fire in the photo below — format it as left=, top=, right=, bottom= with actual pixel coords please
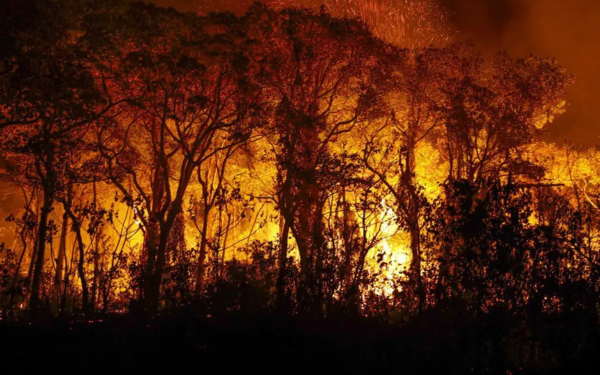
left=1, top=0, right=599, bottom=373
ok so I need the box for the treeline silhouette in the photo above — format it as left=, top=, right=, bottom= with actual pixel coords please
left=0, top=0, right=598, bottom=373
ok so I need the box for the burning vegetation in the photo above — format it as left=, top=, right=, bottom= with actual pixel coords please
left=0, top=0, right=598, bottom=372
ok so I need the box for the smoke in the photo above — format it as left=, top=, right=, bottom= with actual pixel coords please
left=439, top=0, right=600, bottom=146
left=143, top=0, right=245, bottom=13
left=146, top=0, right=320, bottom=14
left=146, top=0, right=600, bottom=145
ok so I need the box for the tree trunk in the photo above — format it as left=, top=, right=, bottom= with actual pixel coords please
left=276, top=219, right=290, bottom=310
left=404, top=139, right=425, bottom=311
left=91, top=182, right=101, bottom=313
left=145, top=211, right=178, bottom=313
left=73, top=222, right=90, bottom=317
left=53, top=207, right=68, bottom=315
left=220, top=212, right=232, bottom=277
left=54, top=184, right=72, bottom=315
left=143, top=221, right=160, bottom=312
left=91, top=236, right=100, bottom=314
left=196, top=207, right=210, bottom=294
left=29, top=191, right=53, bottom=318
left=409, top=220, right=424, bottom=312
left=3, top=228, right=29, bottom=318
left=25, top=198, right=39, bottom=296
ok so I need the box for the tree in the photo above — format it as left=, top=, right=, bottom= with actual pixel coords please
left=245, top=4, right=393, bottom=314
left=0, top=0, right=111, bottom=317
left=94, top=4, right=260, bottom=312
left=433, top=43, right=572, bottom=184
left=361, top=47, right=446, bottom=311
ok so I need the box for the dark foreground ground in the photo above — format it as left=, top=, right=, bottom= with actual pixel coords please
left=1, top=314, right=599, bottom=374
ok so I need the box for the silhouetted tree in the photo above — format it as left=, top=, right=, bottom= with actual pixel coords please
left=245, top=4, right=392, bottom=314
left=93, top=4, right=260, bottom=312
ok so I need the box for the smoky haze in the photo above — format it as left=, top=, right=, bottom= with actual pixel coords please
left=440, top=0, right=600, bottom=146
left=147, top=0, right=600, bottom=146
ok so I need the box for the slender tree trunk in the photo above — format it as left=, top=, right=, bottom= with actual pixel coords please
left=54, top=185, right=72, bottom=314
left=54, top=186, right=91, bottom=317
left=91, top=237, right=100, bottom=313
left=91, top=182, right=101, bottom=313
left=276, top=219, right=290, bottom=310
left=26, top=238, right=37, bottom=296
left=196, top=208, right=210, bottom=293
left=29, top=191, right=53, bottom=317
left=60, top=246, right=71, bottom=313
left=3, top=229, right=28, bottom=318
left=220, top=212, right=232, bottom=279
left=25, top=197, right=40, bottom=295
left=73, top=223, right=90, bottom=316
left=340, top=191, right=355, bottom=292
left=403, top=140, right=425, bottom=312
left=53, top=207, right=68, bottom=315
left=409, top=220, right=424, bottom=312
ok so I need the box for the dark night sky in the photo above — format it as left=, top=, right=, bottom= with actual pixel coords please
left=145, top=0, right=600, bottom=146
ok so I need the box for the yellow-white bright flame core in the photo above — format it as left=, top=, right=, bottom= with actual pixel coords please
left=370, top=197, right=411, bottom=297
